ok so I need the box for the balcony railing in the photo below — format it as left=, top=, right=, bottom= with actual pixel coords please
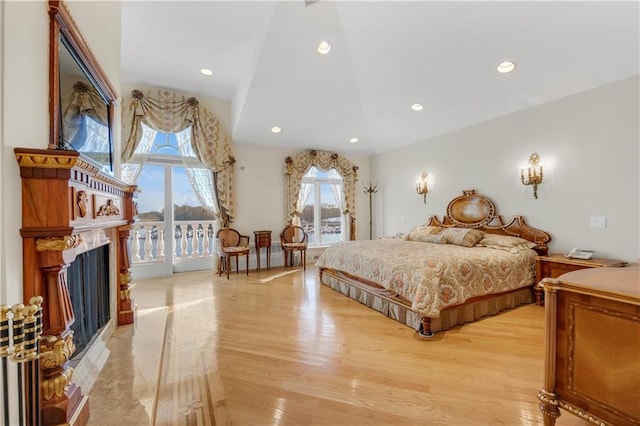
left=131, top=220, right=218, bottom=264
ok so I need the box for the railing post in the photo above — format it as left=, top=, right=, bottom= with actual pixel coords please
left=202, top=223, right=211, bottom=257
left=180, top=225, right=188, bottom=259
left=191, top=223, right=200, bottom=258
left=143, top=227, right=153, bottom=261
left=157, top=226, right=166, bottom=261
left=132, top=227, right=141, bottom=262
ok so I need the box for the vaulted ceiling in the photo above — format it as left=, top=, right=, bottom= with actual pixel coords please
left=121, top=1, right=639, bottom=155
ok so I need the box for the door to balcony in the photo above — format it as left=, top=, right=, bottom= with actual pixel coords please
left=131, top=163, right=218, bottom=280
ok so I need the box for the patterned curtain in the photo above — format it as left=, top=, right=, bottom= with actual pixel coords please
left=175, top=128, right=219, bottom=216
left=120, top=123, right=156, bottom=185
left=62, top=81, right=109, bottom=149
left=284, top=150, right=358, bottom=240
left=326, top=169, right=350, bottom=241
left=121, top=89, right=235, bottom=224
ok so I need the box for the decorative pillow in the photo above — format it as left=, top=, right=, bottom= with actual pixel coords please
left=440, top=227, right=485, bottom=247
left=406, top=225, right=443, bottom=242
left=420, top=234, right=447, bottom=244
left=477, top=234, right=538, bottom=253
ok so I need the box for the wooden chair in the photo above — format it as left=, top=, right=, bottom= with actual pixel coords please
left=280, top=225, right=308, bottom=270
left=215, top=228, right=250, bottom=279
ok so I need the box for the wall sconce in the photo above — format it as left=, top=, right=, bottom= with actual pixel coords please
left=416, top=172, right=428, bottom=203
left=521, top=153, right=543, bottom=199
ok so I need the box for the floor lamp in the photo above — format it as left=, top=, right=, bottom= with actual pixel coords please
left=363, top=183, right=378, bottom=240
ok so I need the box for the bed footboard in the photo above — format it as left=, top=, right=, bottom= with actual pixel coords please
left=319, top=267, right=533, bottom=339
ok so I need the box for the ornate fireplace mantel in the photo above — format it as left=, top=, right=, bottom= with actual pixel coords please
left=15, top=148, right=137, bottom=425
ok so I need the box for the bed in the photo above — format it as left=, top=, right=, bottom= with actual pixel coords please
left=316, top=190, right=551, bottom=338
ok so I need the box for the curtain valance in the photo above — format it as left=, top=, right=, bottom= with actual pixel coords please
left=62, top=81, right=109, bottom=148
left=284, top=150, right=358, bottom=239
left=121, top=89, right=235, bottom=223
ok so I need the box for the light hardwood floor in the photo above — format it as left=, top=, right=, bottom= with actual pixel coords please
left=86, top=266, right=590, bottom=426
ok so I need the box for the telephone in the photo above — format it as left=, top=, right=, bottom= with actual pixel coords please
left=565, top=248, right=595, bottom=260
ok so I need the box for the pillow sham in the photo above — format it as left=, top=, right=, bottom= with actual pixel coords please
left=440, top=227, right=485, bottom=247
left=406, top=225, right=443, bottom=242
left=417, top=234, right=447, bottom=244
left=477, top=234, right=538, bottom=253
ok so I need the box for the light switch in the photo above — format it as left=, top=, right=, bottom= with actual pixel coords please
left=590, top=216, right=606, bottom=229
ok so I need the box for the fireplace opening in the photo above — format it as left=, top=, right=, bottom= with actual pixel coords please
left=67, top=244, right=110, bottom=357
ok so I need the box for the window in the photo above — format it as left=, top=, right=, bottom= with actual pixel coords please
left=301, top=167, right=343, bottom=246
left=127, top=126, right=218, bottom=273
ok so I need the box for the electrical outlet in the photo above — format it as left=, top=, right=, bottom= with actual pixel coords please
left=590, top=216, right=606, bottom=229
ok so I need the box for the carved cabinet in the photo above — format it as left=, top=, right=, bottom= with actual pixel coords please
left=538, top=265, right=640, bottom=426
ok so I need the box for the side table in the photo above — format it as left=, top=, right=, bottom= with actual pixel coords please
left=534, top=253, right=627, bottom=305
left=254, top=230, right=272, bottom=271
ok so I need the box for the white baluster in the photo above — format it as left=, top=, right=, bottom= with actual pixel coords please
left=144, top=227, right=153, bottom=261
left=132, top=227, right=141, bottom=262
left=180, top=225, right=189, bottom=259
left=191, top=222, right=200, bottom=258
left=157, top=226, right=166, bottom=261
left=202, top=223, right=211, bottom=257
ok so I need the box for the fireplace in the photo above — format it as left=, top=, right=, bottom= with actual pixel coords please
left=67, top=244, right=110, bottom=358
left=15, top=148, right=137, bottom=426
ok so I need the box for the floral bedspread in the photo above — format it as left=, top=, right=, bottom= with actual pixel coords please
left=315, top=239, right=536, bottom=318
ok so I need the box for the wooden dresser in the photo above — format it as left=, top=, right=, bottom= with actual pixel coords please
left=538, top=265, right=640, bottom=426
left=535, top=254, right=627, bottom=305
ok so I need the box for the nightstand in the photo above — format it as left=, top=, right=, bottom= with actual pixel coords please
left=254, top=230, right=272, bottom=271
left=534, top=254, right=627, bottom=305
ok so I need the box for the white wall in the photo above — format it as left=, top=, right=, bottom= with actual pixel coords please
left=1, top=1, right=50, bottom=305
left=233, top=143, right=372, bottom=242
left=372, top=76, right=640, bottom=263
left=0, top=0, right=121, bottom=303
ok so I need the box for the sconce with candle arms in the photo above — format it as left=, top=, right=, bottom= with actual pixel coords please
left=416, top=172, right=428, bottom=203
left=521, top=153, right=543, bottom=199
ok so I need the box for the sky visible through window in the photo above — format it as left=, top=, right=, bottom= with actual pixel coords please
left=305, top=169, right=339, bottom=207
left=134, top=131, right=201, bottom=215
left=137, top=166, right=199, bottom=214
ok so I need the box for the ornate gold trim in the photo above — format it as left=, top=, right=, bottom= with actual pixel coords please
left=558, top=400, right=607, bottom=426
left=40, top=334, right=77, bottom=400
left=40, top=334, right=76, bottom=369
left=42, top=365, right=75, bottom=401
left=36, top=235, right=81, bottom=252
left=15, top=152, right=78, bottom=169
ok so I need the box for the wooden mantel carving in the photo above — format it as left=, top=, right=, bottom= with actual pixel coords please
left=15, top=148, right=137, bottom=425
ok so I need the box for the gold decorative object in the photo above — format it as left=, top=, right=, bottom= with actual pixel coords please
left=415, top=172, right=428, bottom=203
left=36, top=235, right=80, bottom=252
left=40, top=334, right=76, bottom=369
left=521, top=153, right=543, bottom=199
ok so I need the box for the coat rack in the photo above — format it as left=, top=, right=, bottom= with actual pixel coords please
left=363, top=183, right=378, bottom=240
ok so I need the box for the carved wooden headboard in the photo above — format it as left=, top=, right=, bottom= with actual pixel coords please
left=427, top=190, right=551, bottom=255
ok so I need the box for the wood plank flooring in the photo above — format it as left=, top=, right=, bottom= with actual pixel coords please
left=86, top=266, right=590, bottom=425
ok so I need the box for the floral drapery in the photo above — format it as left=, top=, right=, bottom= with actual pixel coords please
left=121, top=89, right=235, bottom=223
left=62, top=81, right=109, bottom=150
left=284, top=150, right=358, bottom=240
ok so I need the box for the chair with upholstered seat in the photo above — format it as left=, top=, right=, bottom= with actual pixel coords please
left=280, top=225, right=308, bottom=270
left=215, top=228, right=250, bottom=279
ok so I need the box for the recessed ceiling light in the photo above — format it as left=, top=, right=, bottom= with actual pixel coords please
left=271, top=126, right=282, bottom=134
left=496, top=61, right=516, bottom=73
left=349, top=137, right=359, bottom=143
left=411, top=103, right=424, bottom=111
left=200, top=68, right=213, bottom=76
left=317, top=41, right=332, bottom=55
